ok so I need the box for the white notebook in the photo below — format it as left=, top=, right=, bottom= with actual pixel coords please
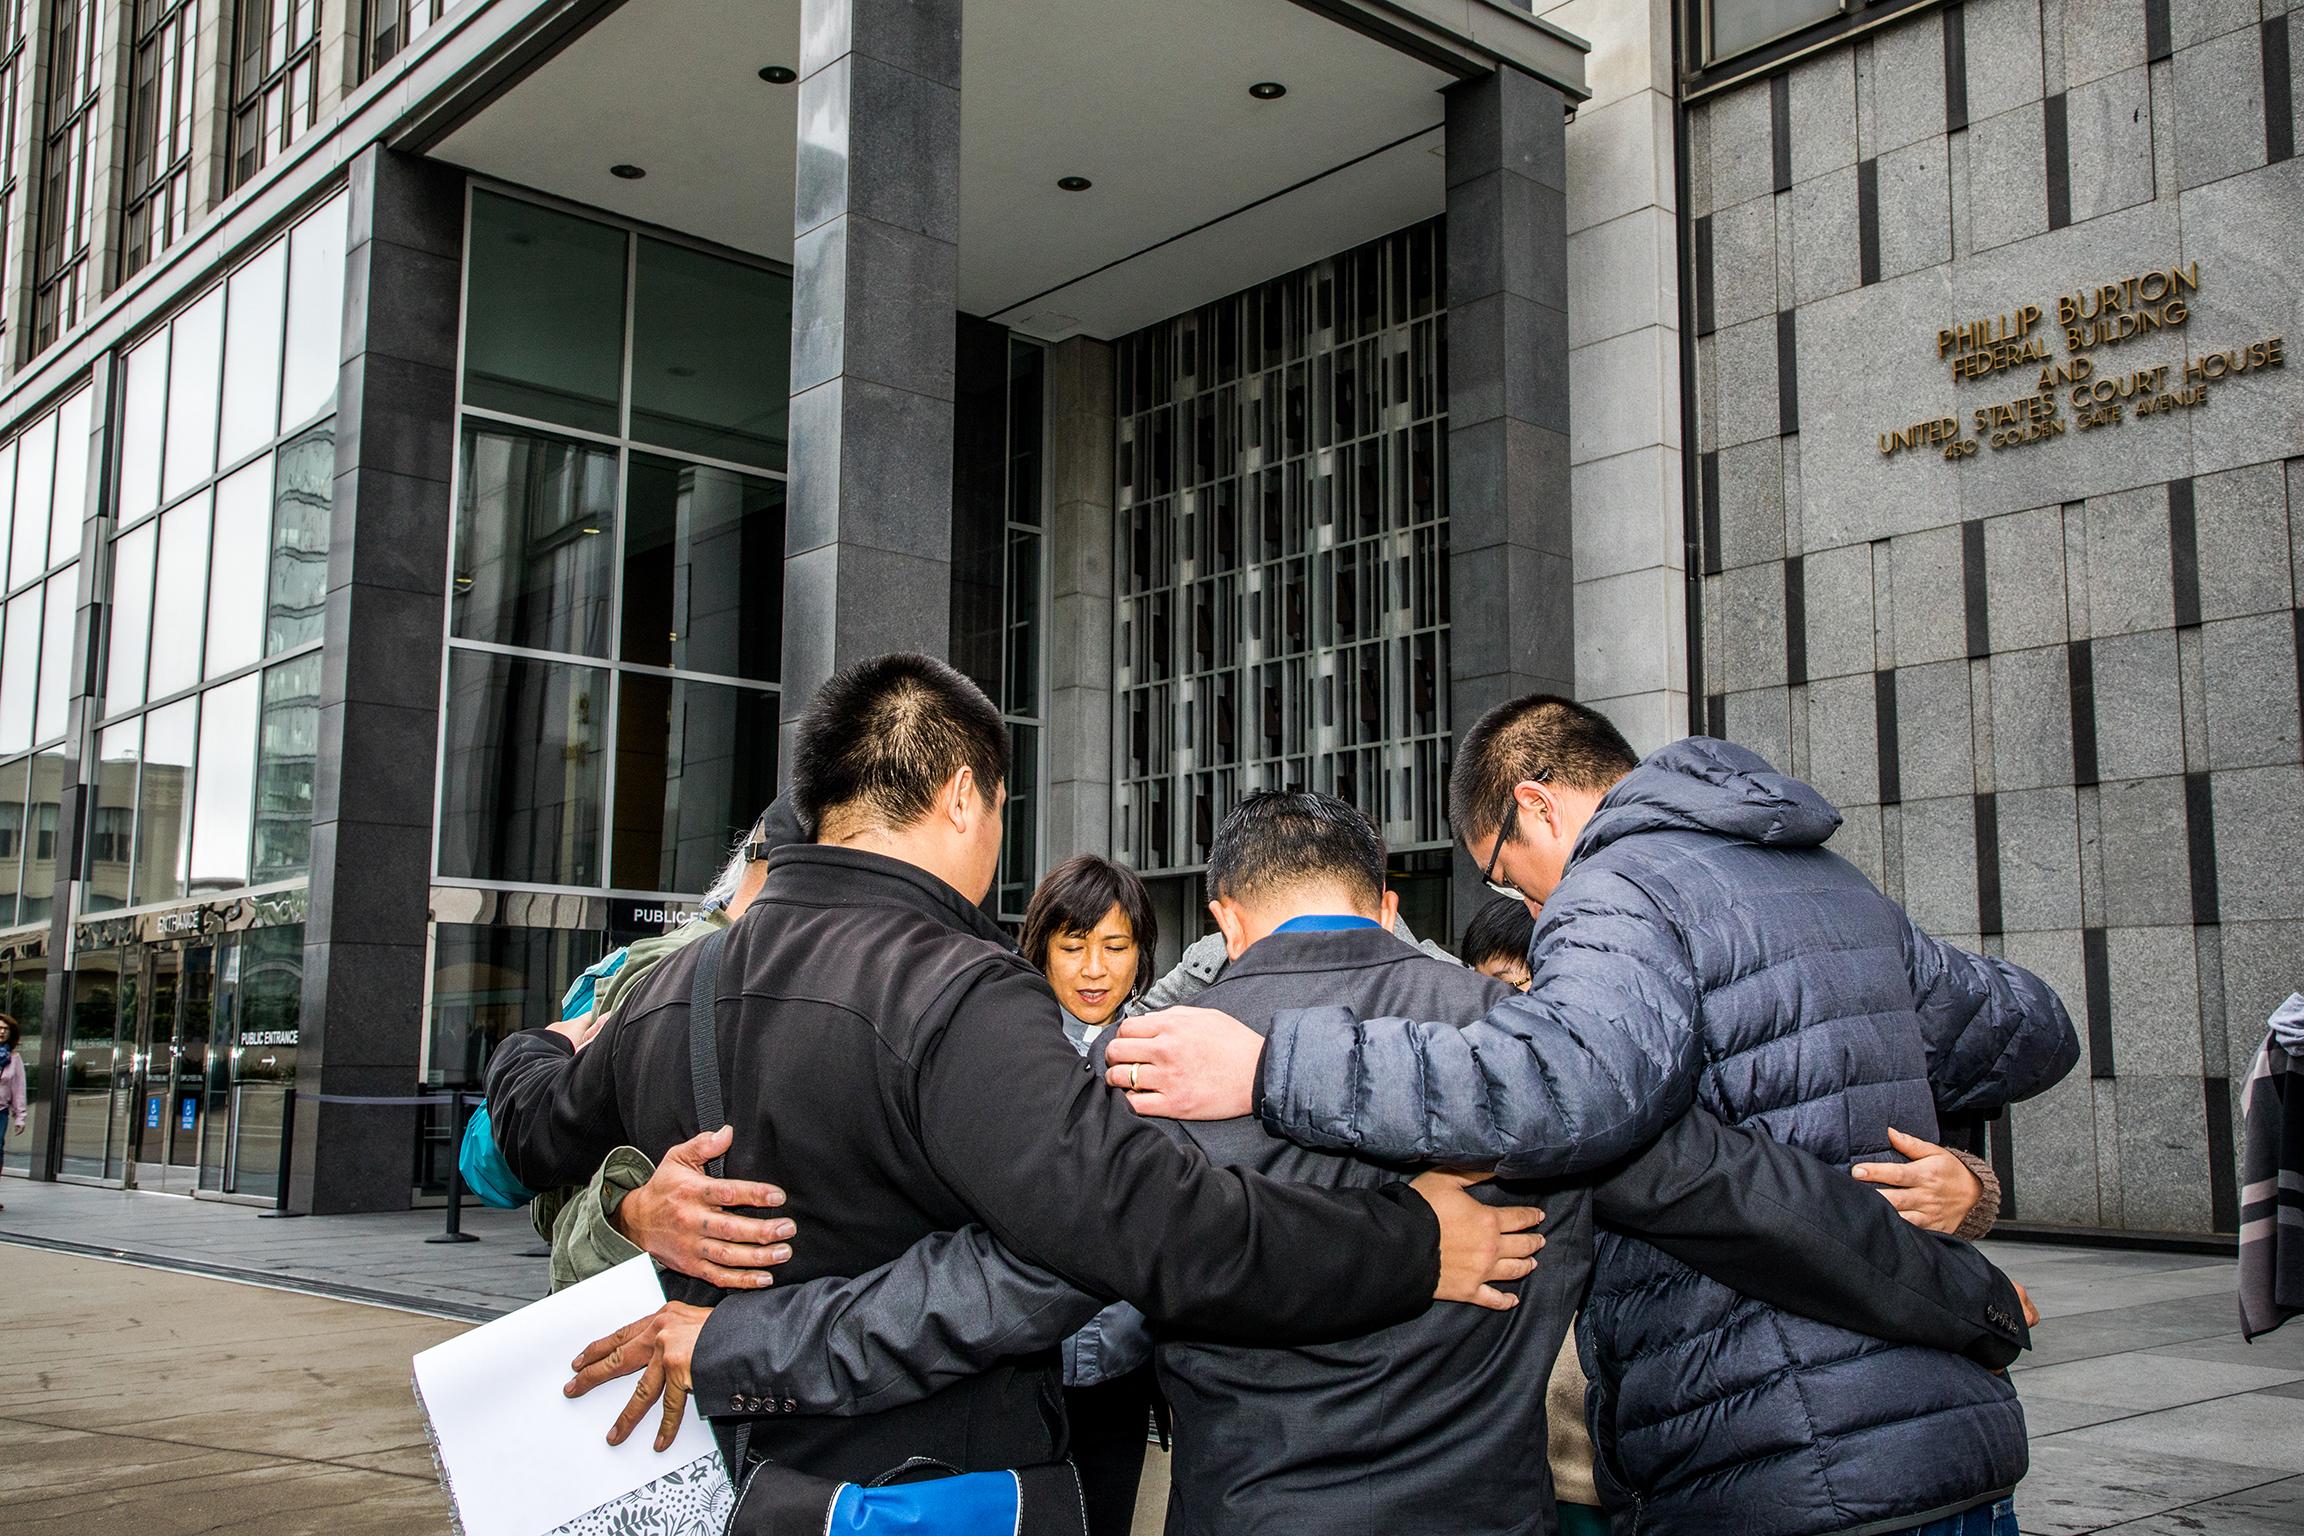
left=413, top=1255, right=735, bottom=1536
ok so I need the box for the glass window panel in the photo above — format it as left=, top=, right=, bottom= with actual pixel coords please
left=118, top=330, right=169, bottom=521
left=0, top=586, right=39, bottom=753
left=250, top=651, right=317, bottom=883
left=436, top=649, right=606, bottom=887
left=224, top=923, right=302, bottom=1194
left=629, top=237, right=789, bottom=470
left=188, top=671, right=258, bottom=891
left=84, top=719, right=137, bottom=911
left=106, top=517, right=157, bottom=710
left=0, top=442, right=16, bottom=587
left=1707, top=0, right=1842, bottom=60
left=161, top=286, right=225, bottom=503
left=133, top=696, right=195, bottom=902
left=995, top=722, right=1038, bottom=921
left=1, top=962, right=47, bottom=1179
left=205, top=455, right=269, bottom=678
left=35, top=568, right=72, bottom=741
left=0, top=757, right=23, bottom=922
left=278, top=190, right=345, bottom=429
left=21, top=745, right=65, bottom=919
left=265, top=421, right=330, bottom=654
left=57, top=955, right=118, bottom=1181
left=609, top=672, right=776, bottom=895
left=49, top=389, right=89, bottom=567
left=620, top=455, right=782, bottom=681
left=150, top=489, right=212, bottom=702
left=218, top=236, right=287, bottom=467
left=426, top=922, right=588, bottom=1090
left=10, top=405, right=53, bottom=587
left=451, top=422, right=615, bottom=656
left=462, top=191, right=626, bottom=436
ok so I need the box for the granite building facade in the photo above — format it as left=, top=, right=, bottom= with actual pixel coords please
left=1679, top=0, right=2303, bottom=1235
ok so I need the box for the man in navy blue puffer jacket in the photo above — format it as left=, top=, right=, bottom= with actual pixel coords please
left=1105, top=694, right=2080, bottom=1536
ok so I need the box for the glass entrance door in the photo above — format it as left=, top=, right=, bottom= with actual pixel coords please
left=127, top=946, right=214, bottom=1194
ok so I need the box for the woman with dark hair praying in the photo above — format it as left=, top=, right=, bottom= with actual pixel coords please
left=1022, top=855, right=1159, bottom=1052
left=1019, top=855, right=1165, bottom=1534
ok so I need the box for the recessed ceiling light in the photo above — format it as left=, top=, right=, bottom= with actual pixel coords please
left=1249, top=81, right=1287, bottom=100
left=610, top=163, right=646, bottom=180
left=758, top=65, right=796, bottom=83
left=1057, top=175, right=1092, bottom=192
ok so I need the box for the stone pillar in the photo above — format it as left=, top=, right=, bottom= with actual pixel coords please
left=28, top=350, right=114, bottom=1178
left=293, top=147, right=461, bottom=1214
left=1042, top=336, right=1114, bottom=861
left=780, top=0, right=961, bottom=735
left=1444, top=66, right=1574, bottom=933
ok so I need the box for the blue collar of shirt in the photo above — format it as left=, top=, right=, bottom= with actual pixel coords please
left=1271, top=914, right=1385, bottom=933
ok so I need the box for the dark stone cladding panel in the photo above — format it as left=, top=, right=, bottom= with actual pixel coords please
left=295, top=148, right=464, bottom=1216
left=2205, top=1075, right=2238, bottom=1232
left=1944, top=4, right=1970, bottom=131
left=1441, top=66, right=1574, bottom=936
left=2270, top=17, right=2296, bottom=164
left=2044, top=92, right=2071, bottom=231
left=780, top=0, right=963, bottom=734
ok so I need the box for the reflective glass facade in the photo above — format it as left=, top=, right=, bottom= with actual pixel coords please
left=29, top=190, right=344, bottom=1187
left=1113, top=221, right=1452, bottom=910
left=427, top=188, right=791, bottom=1088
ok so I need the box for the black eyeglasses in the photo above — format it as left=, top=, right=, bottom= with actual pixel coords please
left=1479, top=767, right=1551, bottom=901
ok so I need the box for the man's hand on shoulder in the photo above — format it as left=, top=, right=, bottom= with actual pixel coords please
left=1413, top=1169, right=1544, bottom=1311
left=612, top=1125, right=797, bottom=1290
left=1102, top=1007, right=1263, bottom=1120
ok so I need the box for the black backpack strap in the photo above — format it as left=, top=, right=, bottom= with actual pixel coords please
left=687, top=924, right=732, bottom=1178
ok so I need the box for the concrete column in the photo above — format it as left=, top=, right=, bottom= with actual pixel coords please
left=780, top=0, right=961, bottom=732
left=1444, top=66, right=1574, bottom=931
left=293, top=147, right=460, bottom=1214
left=1042, top=335, right=1114, bottom=861
left=27, top=349, right=114, bottom=1178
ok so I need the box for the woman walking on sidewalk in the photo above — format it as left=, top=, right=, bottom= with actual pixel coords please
left=0, top=1014, right=25, bottom=1207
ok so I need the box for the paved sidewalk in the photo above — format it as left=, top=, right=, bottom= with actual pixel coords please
left=3, top=1246, right=464, bottom=1535
left=1998, top=1239, right=2304, bottom=1535
left=6, top=1175, right=2299, bottom=1532
left=0, top=1175, right=546, bottom=1319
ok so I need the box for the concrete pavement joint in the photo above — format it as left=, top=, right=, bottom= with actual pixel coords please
left=0, top=1231, right=502, bottom=1323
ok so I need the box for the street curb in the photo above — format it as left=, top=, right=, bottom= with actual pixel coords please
left=0, top=1229, right=508, bottom=1323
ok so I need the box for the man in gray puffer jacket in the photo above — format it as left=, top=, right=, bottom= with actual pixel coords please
left=1106, top=695, right=2080, bottom=1536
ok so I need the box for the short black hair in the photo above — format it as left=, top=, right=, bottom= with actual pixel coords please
left=1448, top=693, right=1637, bottom=847
left=1206, top=790, right=1386, bottom=908
left=1022, top=856, right=1160, bottom=1002
left=1460, top=898, right=1536, bottom=972
left=790, top=653, right=1009, bottom=834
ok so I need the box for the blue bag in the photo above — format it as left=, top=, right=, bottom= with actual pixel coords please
left=456, top=1103, right=537, bottom=1209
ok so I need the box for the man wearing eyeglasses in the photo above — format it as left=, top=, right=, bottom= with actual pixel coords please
left=1102, top=694, right=2080, bottom=1536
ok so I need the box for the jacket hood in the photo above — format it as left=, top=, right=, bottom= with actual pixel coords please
left=1572, top=737, right=1842, bottom=864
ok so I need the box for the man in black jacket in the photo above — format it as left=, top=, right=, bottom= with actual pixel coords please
left=486, top=654, right=1537, bottom=1485
left=568, top=793, right=2034, bottom=1534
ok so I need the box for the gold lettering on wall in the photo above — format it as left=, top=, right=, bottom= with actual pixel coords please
left=1870, top=263, right=2287, bottom=460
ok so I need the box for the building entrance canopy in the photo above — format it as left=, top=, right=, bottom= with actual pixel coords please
left=424, top=0, right=1585, bottom=347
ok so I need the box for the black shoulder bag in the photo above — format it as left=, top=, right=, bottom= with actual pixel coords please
left=683, top=925, right=1091, bottom=1536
